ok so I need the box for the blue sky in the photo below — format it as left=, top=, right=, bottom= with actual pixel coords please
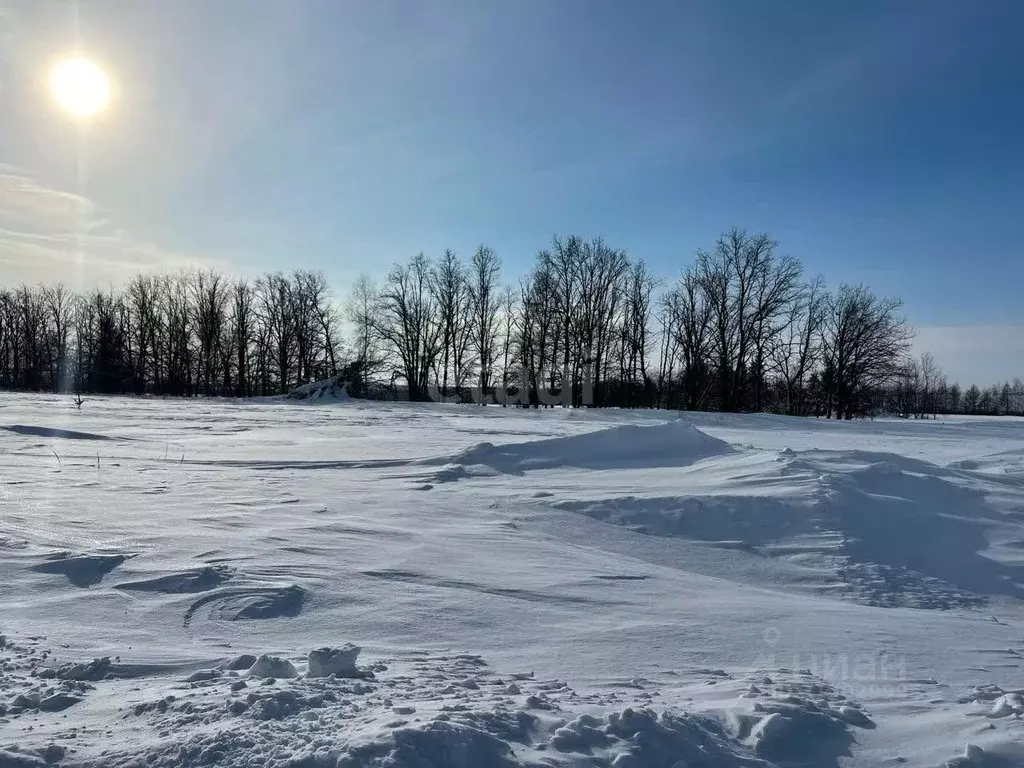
left=1, top=1, right=1023, bottom=383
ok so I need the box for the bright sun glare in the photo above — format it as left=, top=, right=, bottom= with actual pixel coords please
left=49, top=56, right=112, bottom=117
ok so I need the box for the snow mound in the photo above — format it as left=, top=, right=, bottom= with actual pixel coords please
left=558, top=446, right=1024, bottom=611
left=287, top=375, right=352, bottom=403
left=423, top=420, right=735, bottom=476
left=819, top=460, right=1014, bottom=609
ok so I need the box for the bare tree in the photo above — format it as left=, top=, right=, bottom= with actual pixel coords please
left=43, top=283, right=74, bottom=392
left=346, top=274, right=386, bottom=393
left=821, top=284, right=913, bottom=419
left=747, top=252, right=803, bottom=411
left=918, top=352, right=942, bottom=418
left=575, top=239, right=629, bottom=406
left=894, top=356, right=920, bottom=418
left=125, top=275, right=162, bottom=394
left=376, top=253, right=442, bottom=401
left=497, top=285, right=517, bottom=404
left=516, top=257, right=558, bottom=406
left=619, top=259, right=658, bottom=406
left=290, top=269, right=340, bottom=384
left=229, top=280, right=254, bottom=396
left=430, top=250, right=472, bottom=399
left=469, top=245, right=501, bottom=400
left=662, top=268, right=714, bottom=410
left=770, top=275, right=825, bottom=415
left=548, top=237, right=582, bottom=403
left=255, top=273, right=296, bottom=393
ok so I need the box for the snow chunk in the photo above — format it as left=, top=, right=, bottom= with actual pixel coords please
left=989, top=692, right=1024, bottom=717
left=225, top=653, right=257, bottom=671
left=838, top=705, right=874, bottom=728
left=965, top=743, right=985, bottom=761
left=307, top=644, right=361, bottom=678
left=248, top=654, right=298, bottom=679
left=57, top=656, right=111, bottom=681
left=37, top=693, right=82, bottom=712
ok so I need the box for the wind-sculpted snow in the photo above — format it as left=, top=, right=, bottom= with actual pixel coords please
left=116, top=565, right=234, bottom=594
left=4, top=395, right=1024, bottom=765
left=30, top=553, right=129, bottom=588
left=1, top=425, right=117, bottom=441
left=554, top=448, right=1024, bottom=610
left=419, top=419, right=735, bottom=478
left=183, top=585, right=310, bottom=626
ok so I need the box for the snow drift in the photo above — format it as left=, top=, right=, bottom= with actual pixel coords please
left=422, top=419, right=735, bottom=476
left=287, top=375, right=351, bottom=403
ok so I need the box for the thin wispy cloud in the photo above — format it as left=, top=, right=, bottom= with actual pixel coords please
left=0, top=170, right=214, bottom=287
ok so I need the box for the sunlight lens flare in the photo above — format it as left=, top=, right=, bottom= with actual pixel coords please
left=49, top=56, right=112, bottom=117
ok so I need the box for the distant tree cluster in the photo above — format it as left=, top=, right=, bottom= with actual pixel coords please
left=885, top=354, right=1024, bottom=418
left=1, top=228, right=1019, bottom=418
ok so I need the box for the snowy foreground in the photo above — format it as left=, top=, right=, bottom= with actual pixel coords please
left=3, top=395, right=1024, bottom=767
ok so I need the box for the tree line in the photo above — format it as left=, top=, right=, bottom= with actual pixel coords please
left=0, top=270, right=340, bottom=397
left=0, top=228, right=1019, bottom=418
left=888, top=353, right=1024, bottom=418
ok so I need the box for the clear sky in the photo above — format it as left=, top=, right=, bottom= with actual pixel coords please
left=1, top=0, right=1022, bottom=384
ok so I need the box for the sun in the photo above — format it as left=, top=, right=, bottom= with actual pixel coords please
left=49, top=56, right=112, bottom=118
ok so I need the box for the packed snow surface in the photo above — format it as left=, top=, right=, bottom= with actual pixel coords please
left=3, top=395, right=1024, bottom=766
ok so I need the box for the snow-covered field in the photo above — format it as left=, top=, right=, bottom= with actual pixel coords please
left=3, top=394, right=1024, bottom=767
